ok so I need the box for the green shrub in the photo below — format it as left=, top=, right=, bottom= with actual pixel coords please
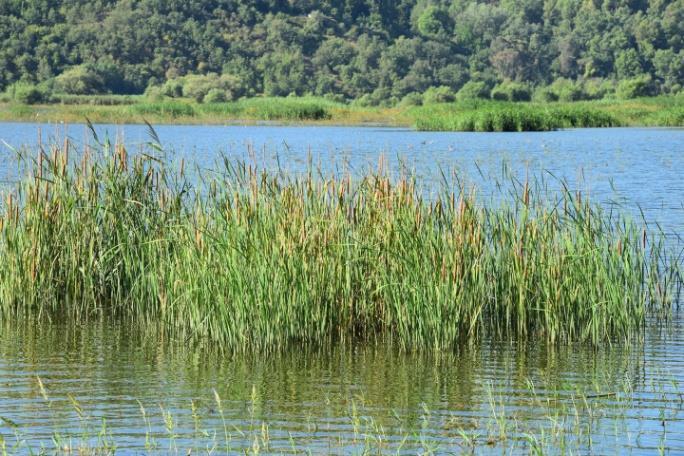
left=352, top=94, right=374, bottom=107
left=491, top=81, right=532, bottom=102
left=490, top=86, right=507, bottom=101
left=423, top=86, right=456, bottom=104
left=582, top=78, right=614, bottom=100
left=203, top=88, right=227, bottom=103
left=323, top=93, right=346, bottom=104
left=144, top=85, right=165, bottom=102
left=367, top=87, right=395, bottom=107
left=7, top=82, right=49, bottom=104
left=533, top=86, right=559, bottom=102
left=161, top=79, right=184, bottom=98
left=616, top=75, right=655, bottom=99
left=456, top=81, right=490, bottom=101
left=181, top=73, right=244, bottom=103
left=399, top=92, right=424, bottom=107
left=548, top=78, right=585, bottom=102
left=54, top=65, right=107, bottom=95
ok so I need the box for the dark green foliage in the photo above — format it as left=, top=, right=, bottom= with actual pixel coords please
left=416, top=6, right=452, bottom=38
left=546, top=78, right=585, bottom=102
left=423, top=86, right=455, bottom=104
left=400, top=92, right=424, bottom=107
left=616, top=75, right=656, bottom=99
left=203, top=88, right=227, bottom=103
left=54, top=65, right=108, bottom=95
left=534, top=78, right=614, bottom=102
left=533, top=86, right=559, bottom=103
left=6, top=82, right=48, bottom=104
left=175, top=73, right=245, bottom=103
left=457, top=81, right=491, bottom=101
left=1, top=1, right=683, bottom=102
left=582, top=78, right=615, bottom=100
left=491, top=82, right=532, bottom=102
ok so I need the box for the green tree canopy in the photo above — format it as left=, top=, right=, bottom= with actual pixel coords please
left=0, top=0, right=682, bottom=102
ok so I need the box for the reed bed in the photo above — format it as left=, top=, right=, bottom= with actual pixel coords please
left=52, top=94, right=143, bottom=106
left=412, top=96, right=684, bottom=131
left=0, top=97, right=340, bottom=124
left=412, top=102, right=620, bottom=131
left=132, top=97, right=336, bottom=121
left=0, top=136, right=679, bottom=351
left=198, top=96, right=335, bottom=121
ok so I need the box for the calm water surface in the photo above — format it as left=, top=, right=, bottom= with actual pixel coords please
left=0, top=123, right=683, bottom=453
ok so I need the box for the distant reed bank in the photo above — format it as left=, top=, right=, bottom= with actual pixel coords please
left=410, top=97, right=684, bottom=131
left=0, top=95, right=682, bottom=131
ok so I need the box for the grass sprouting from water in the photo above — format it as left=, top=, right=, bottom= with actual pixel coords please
left=410, top=96, right=684, bottom=132
left=2, top=370, right=683, bottom=455
left=411, top=101, right=620, bottom=132
left=0, top=136, right=679, bottom=351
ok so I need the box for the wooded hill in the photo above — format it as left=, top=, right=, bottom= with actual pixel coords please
left=1, top=0, right=683, bottom=104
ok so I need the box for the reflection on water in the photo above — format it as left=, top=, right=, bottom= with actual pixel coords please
left=1, top=319, right=682, bottom=453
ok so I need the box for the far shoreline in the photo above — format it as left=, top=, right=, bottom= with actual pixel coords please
left=1, top=95, right=682, bottom=132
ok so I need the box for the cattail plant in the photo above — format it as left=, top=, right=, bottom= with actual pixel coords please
left=0, top=132, right=679, bottom=351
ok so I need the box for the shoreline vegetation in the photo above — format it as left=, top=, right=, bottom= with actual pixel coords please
left=0, top=133, right=680, bottom=352
left=1, top=95, right=682, bottom=131
left=3, top=2, right=684, bottom=125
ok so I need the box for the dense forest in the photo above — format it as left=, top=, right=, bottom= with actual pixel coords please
left=1, top=0, right=683, bottom=105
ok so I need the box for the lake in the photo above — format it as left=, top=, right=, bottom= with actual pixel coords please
left=0, top=123, right=683, bottom=454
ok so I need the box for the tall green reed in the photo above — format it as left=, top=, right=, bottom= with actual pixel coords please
left=412, top=102, right=619, bottom=131
left=199, top=96, right=334, bottom=120
left=0, top=135, right=678, bottom=351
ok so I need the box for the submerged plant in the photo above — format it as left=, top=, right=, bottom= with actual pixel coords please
left=2, top=371, right=682, bottom=455
left=0, top=134, right=679, bottom=351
